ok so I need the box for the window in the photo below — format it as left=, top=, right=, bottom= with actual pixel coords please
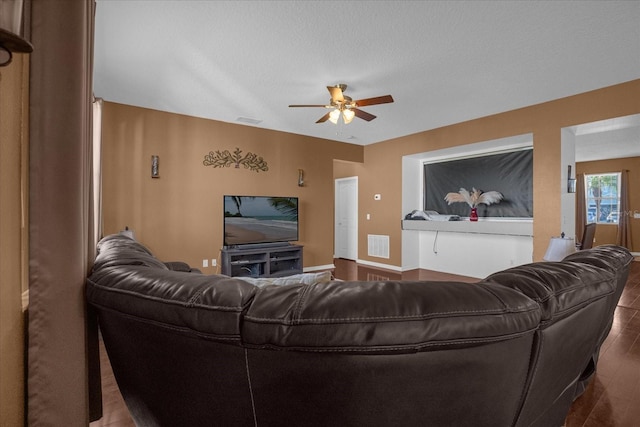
left=585, top=173, right=621, bottom=224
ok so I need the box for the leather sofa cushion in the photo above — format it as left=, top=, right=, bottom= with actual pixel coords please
left=243, top=279, right=541, bottom=352
left=93, top=234, right=169, bottom=271
left=87, top=235, right=258, bottom=341
left=485, top=261, right=616, bottom=324
left=563, top=244, right=634, bottom=271
left=88, top=267, right=258, bottom=341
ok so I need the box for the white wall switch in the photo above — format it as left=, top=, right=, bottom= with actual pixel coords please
left=366, top=213, right=371, bottom=220
left=202, top=259, right=209, bottom=268
left=212, top=259, right=217, bottom=267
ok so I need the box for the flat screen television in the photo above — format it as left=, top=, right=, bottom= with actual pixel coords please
left=223, top=195, right=299, bottom=247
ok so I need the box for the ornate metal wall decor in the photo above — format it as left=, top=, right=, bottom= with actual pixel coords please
left=203, top=147, right=269, bottom=172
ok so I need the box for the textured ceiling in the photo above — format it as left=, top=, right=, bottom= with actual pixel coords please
left=93, top=1, right=640, bottom=158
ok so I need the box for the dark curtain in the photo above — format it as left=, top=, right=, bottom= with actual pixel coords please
left=616, top=170, right=632, bottom=249
left=424, top=149, right=533, bottom=217
left=575, top=173, right=586, bottom=245
left=28, top=0, right=100, bottom=424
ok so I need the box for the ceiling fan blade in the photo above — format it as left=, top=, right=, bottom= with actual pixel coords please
left=289, top=104, right=330, bottom=108
left=316, top=112, right=331, bottom=123
left=354, top=108, right=376, bottom=122
left=327, top=86, right=344, bottom=103
left=354, top=95, right=394, bottom=107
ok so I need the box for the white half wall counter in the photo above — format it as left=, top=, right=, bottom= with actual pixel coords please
left=402, top=219, right=533, bottom=279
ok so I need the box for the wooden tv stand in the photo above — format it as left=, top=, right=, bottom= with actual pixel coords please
left=220, top=244, right=303, bottom=278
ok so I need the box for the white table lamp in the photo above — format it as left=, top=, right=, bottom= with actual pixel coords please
left=543, top=232, right=576, bottom=261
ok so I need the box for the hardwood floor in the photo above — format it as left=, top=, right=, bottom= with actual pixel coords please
left=90, top=260, right=640, bottom=427
left=565, top=260, right=640, bottom=427
left=89, top=336, right=135, bottom=427
left=331, top=258, right=479, bottom=283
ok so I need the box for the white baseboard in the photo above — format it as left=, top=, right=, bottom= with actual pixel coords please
left=356, top=259, right=403, bottom=272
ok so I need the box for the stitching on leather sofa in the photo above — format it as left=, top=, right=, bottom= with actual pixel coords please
left=243, top=348, right=258, bottom=427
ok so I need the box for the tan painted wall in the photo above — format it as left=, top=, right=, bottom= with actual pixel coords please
left=359, top=79, right=640, bottom=265
left=333, top=159, right=363, bottom=181
left=0, top=53, right=28, bottom=427
left=101, top=103, right=363, bottom=271
left=577, top=156, right=640, bottom=251
left=103, top=80, right=640, bottom=273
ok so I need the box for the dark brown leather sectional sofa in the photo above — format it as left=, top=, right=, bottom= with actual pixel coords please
left=86, top=234, right=632, bottom=427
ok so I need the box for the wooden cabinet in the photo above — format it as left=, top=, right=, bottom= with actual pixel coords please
left=221, top=245, right=303, bottom=278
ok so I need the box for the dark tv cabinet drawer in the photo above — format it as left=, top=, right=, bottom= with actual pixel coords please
left=221, top=244, right=303, bottom=278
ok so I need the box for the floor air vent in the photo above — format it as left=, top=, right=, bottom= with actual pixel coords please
left=368, top=234, right=390, bottom=259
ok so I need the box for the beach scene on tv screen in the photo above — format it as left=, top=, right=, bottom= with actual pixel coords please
left=224, top=196, right=298, bottom=245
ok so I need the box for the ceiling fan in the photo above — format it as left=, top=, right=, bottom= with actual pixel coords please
left=289, top=84, right=394, bottom=124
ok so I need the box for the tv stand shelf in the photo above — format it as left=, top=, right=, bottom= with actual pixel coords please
left=221, top=244, right=303, bottom=278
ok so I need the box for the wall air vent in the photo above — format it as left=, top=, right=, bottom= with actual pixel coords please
left=368, top=234, right=389, bottom=259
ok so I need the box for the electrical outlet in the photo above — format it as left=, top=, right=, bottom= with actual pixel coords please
left=202, top=259, right=208, bottom=268
left=212, top=259, right=217, bottom=267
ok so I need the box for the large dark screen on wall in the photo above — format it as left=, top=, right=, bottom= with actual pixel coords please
left=424, top=149, right=533, bottom=218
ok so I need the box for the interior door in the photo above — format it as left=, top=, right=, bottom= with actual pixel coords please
left=335, top=177, right=358, bottom=260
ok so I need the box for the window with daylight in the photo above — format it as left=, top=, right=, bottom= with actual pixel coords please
left=585, top=173, right=621, bottom=224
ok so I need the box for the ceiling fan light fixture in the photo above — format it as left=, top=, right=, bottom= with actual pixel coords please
left=342, top=108, right=355, bottom=124
left=329, top=109, right=340, bottom=124
left=289, top=83, right=394, bottom=125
